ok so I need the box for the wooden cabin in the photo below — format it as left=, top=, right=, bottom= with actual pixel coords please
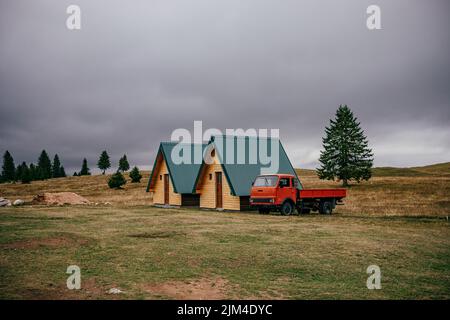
left=194, top=135, right=301, bottom=211
left=147, top=136, right=300, bottom=211
left=195, top=146, right=245, bottom=210
left=146, top=142, right=206, bottom=207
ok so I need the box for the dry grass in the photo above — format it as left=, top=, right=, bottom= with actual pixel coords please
left=1, top=165, right=449, bottom=217
left=0, top=172, right=152, bottom=205
left=297, top=168, right=450, bottom=217
left=0, top=206, right=449, bottom=299
left=1, top=164, right=449, bottom=300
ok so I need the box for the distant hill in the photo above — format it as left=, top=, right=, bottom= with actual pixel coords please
left=411, top=162, right=450, bottom=175
left=373, top=162, right=450, bottom=177
left=296, top=162, right=450, bottom=177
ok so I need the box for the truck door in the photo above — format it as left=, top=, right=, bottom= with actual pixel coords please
left=277, top=177, right=292, bottom=204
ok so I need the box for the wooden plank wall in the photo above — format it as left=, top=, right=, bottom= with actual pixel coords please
left=197, top=151, right=241, bottom=210
left=151, top=158, right=181, bottom=206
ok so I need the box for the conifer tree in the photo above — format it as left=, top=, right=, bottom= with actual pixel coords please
left=15, top=162, right=26, bottom=181
left=60, top=166, right=67, bottom=178
left=35, top=167, right=44, bottom=180
left=97, top=150, right=111, bottom=175
left=21, top=163, right=32, bottom=184
left=79, top=158, right=90, bottom=176
left=118, top=154, right=130, bottom=172
left=1, top=150, right=16, bottom=182
left=38, top=150, right=52, bottom=179
left=108, top=171, right=126, bottom=189
left=129, top=166, right=142, bottom=183
left=317, top=105, right=374, bottom=187
left=29, top=163, right=37, bottom=180
left=52, top=154, right=62, bottom=178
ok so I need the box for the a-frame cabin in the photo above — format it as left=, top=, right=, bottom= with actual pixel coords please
left=194, top=135, right=301, bottom=211
left=146, top=142, right=206, bottom=207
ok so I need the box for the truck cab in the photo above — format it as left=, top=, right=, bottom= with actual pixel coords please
left=250, top=174, right=298, bottom=214
left=250, top=174, right=346, bottom=215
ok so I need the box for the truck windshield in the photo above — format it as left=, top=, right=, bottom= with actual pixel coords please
left=253, top=176, right=278, bottom=187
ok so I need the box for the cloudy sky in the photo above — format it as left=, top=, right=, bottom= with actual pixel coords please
left=0, top=0, right=449, bottom=173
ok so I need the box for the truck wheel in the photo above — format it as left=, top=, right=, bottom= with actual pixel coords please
left=280, top=201, right=294, bottom=215
left=319, top=201, right=332, bottom=215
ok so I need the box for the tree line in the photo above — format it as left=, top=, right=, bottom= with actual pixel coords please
left=0, top=150, right=66, bottom=184
left=0, top=150, right=142, bottom=186
left=2, top=105, right=373, bottom=188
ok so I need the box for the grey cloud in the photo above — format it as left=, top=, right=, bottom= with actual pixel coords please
left=1, top=0, right=449, bottom=172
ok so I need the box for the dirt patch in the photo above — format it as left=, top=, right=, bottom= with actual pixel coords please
left=1, top=235, right=89, bottom=250
left=31, top=192, right=90, bottom=205
left=17, top=278, right=115, bottom=300
left=143, top=277, right=231, bottom=299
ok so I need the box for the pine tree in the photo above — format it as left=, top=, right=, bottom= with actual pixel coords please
left=29, top=164, right=37, bottom=181
left=129, top=166, right=142, bottom=183
left=73, top=172, right=78, bottom=177
left=108, top=171, right=126, bottom=189
left=21, top=163, right=32, bottom=184
left=79, top=158, right=91, bottom=176
left=118, top=154, right=130, bottom=172
left=15, top=162, right=26, bottom=181
left=60, top=166, right=67, bottom=178
left=1, top=150, right=16, bottom=182
left=52, top=154, right=62, bottom=178
left=34, top=167, right=44, bottom=180
left=97, top=150, right=111, bottom=175
left=38, top=150, right=52, bottom=179
left=317, top=105, right=374, bottom=187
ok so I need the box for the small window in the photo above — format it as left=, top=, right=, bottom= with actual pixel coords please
left=209, top=173, right=212, bottom=180
left=279, top=178, right=290, bottom=188
left=293, top=179, right=298, bottom=188
left=159, top=175, right=162, bottom=180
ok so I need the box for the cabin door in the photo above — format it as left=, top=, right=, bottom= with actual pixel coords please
left=164, top=174, right=169, bottom=205
left=215, top=172, right=223, bottom=208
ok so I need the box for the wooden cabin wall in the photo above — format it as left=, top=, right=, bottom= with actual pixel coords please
left=197, top=152, right=241, bottom=210
left=151, top=159, right=181, bottom=206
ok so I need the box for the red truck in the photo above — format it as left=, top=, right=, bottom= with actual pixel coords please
left=250, top=174, right=346, bottom=215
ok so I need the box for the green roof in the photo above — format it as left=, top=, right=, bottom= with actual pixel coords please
left=204, top=135, right=302, bottom=196
left=147, top=137, right=301, bottom=197
left=146, top=142, right=207, bottom=194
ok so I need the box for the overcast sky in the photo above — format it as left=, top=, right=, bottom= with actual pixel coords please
left=0, top=0, right=449, bottom=173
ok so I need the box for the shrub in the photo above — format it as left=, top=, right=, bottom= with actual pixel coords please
left=108, top=171, right=126, bottom=189
left=129, top=166, right=142, bottom=183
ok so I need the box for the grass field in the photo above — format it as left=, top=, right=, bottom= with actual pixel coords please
left=0, top=164, right=449, bottom=299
